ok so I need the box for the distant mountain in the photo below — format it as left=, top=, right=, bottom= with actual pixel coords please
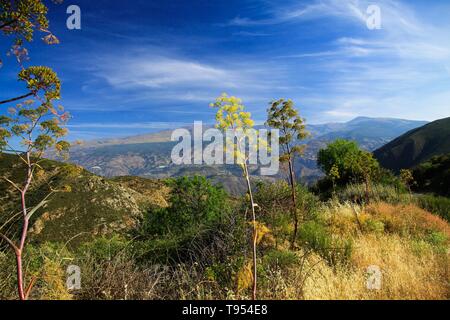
left=307, top=117, right=429, bottom=150
left=61, top=117, right=427, bottom=193
left=374, top=117, right=450, bottom=173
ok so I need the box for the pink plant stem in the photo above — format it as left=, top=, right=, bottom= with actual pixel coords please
left=15, top=151, right=33, bottom=300
left=15, top=251, right=25, bottom=300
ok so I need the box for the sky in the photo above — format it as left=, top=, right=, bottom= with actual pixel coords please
left=1, top=0, right=450, bottom=141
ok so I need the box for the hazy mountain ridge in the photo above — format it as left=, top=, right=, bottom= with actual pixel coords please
left=63, top=117, right=428, bottom=193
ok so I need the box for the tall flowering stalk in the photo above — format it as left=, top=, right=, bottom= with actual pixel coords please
left=211, top=93, right=260, bottom=300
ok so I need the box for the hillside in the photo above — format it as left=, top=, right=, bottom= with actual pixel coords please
left=0, top=153, right=169, bottom=247
left=60, top=117, right=427, bottom=192
left=374, top=117, right=450, bottom=172
left=412, top=154, right=450, bottom=197
left=1, top=152, right=449, bottom=301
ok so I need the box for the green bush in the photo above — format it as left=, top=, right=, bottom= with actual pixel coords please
left=254, top=181, right=321, bottom=242
left=413, top=154, right=450, bottom=197
left=296, top=185, right=322, bottom=221
left=426, top=231, right=448, bottom=246
left=337, top=183, right=409, bottom=204
left=363, top=219, right=385, bottom=234
left=298, top=221, right=353, bottom=266
left=78, top=235, right=131, bottom=261
left=417, top=195, right=450, bottom=222
left=134, top=176, right=246, bottom=265
left=262, top=249, right=298, bottom=270
left=140, top=176, right=228, bottom=236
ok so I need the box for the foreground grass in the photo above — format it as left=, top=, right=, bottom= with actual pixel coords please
left=1, top=200, right=448, bottom=300
left=302, top=234, right=448, bottom=300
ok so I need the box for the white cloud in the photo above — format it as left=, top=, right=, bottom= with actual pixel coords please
left=251, top=0, right=450, bottom=122
left=85, top=50, right=296, bottom=110
left=102, top=57, right=230, bottom=89
left=71, top=1, right=450, bottom=125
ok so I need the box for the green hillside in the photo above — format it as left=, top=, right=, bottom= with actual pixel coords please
left=374, top=117, right=450, bottom=172
left=0, top=153, right=168, bottom=247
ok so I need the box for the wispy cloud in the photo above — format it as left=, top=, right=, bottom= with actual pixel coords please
left=48, top=0, right=450, bottom=138
left=102, top=57, right=231, bottom=89
left=67, top=122, right=193, bottom=129
left=234, top=0, right=450, bottom=122
left=79, top=49, right=295, bottom=111
left=226, top=0, right=368, bottom=27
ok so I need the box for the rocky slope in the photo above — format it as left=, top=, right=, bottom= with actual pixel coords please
left=0, top=153, right=169, bottom=247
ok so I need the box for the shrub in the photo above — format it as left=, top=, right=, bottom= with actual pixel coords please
left=254, top=181, right=292, bottom=244
left=296, top=185, right=322, bottom=221
left=254, top=181, right=321, bottom=242
left=417, top=195, right=450, bottom=222
left=0, top=243, right=72, bottom=300
left=298, top=221, right=353, bottom=266
left=262, top=249, right=298, bottom=270
left=426, top=231, right=448, bottom=249
left=79, top=236, right=131, bottom=261
left=337, top=183, right=409, bottom=204
left=134, top=176, right=246, bottom=265
left=363, top=219, right=385, bottom=234
left=413, top=154, right=450, bottom=197
left=364, top=203, right=450, bottom=241
left=139, top=176, right=228, bottom=236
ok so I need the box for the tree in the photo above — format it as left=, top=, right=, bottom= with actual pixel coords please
left=329, top=164, right=340, bottom=194
left=0, top=0, right=60, bottom=104
left=210, top=93, right=260, bottom=300
left=400, top=169, right=415, bottom=198
left=266, top=98, right=309, bottom=248
left=352, top=149, right=380, bottom=203
left=317, top=139, right=380, bottom=202
left=142, top=176, right=228, bottom=236
left=0, top=0, right=68, bottom=300
left=0, top=74, right=69, bottom=300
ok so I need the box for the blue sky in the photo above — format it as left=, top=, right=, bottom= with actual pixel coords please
left=1, top=0, right=450, bottom=141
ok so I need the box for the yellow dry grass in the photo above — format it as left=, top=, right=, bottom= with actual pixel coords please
left=299, top=234, right=449, bottom=300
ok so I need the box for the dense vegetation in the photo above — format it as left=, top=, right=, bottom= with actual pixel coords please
left=0, top=0, right=448, bottom=301
left=1, top=150, right=449, bottom=300
left=412, top=153, right=450, bottom=197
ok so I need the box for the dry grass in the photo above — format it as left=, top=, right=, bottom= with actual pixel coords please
left=365, top=203, right=450, bottom=238
left=1, top=203, right=448, bottom=300
left=257, top=202, right=450, bottom=300
left=299, top=234, right=449, bottom=300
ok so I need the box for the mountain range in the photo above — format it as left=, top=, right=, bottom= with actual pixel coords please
left=1, top=117, right=445, bottom=243
left=60, top=117, right=427, bottom=194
